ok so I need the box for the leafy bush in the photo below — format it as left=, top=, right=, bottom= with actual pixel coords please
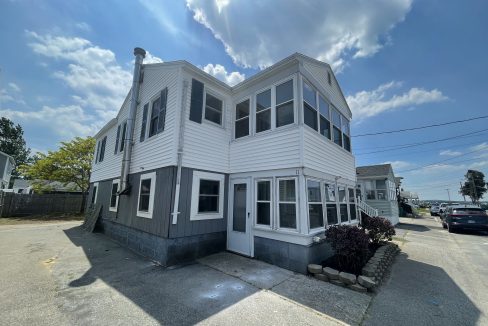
left=325, top=225, right=370, bottom=274
left=362, top=216, right=396, bottom=245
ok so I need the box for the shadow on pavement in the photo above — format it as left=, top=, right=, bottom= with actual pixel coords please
left=395, top=223, right=431, bottom=232
left=363, top=252, right=481, bottom=326
left=61, top=225, right=370, bottom=325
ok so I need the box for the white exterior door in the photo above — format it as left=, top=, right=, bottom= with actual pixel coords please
left=227, top=178, right=252, bottom=256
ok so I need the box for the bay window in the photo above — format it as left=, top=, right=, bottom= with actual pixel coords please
left=307, top=179, right=324, bottom=229
left=278, top=178, right=297, bottom=229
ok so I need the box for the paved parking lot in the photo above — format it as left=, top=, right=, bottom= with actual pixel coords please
left=363, top=216, right=488, bottom=326
left=0, top=222, right=370, bottom=326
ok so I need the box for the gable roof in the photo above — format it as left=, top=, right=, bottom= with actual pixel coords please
left=356, top=164, right=394, bottom=178
left=0, top=151, right=15, bottom=165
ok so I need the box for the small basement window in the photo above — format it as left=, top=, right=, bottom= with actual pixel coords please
left=204, top=93, right=223, bottom=125
left=109, top=179, right=120, bottom=212
left=191, top=171, right=225, bottom=220
left=137, top=172, right=156, bottom=218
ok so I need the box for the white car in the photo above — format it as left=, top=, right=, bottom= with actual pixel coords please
left=438, top=203, right=449, bottom=215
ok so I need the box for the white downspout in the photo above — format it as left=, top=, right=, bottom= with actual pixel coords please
left=171, top=79, right=189, bottom=224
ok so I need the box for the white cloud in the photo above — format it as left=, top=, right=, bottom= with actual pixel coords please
left=0, top=105, right=99, bottom=139
left=202, top=63, right=245, bottom=86
left=470, top=142, right=488, bottom=152
left=186, top=0, right=412, bottom=71
left=439, top=149, right=462, bottom=156
left=346, top=81, right=448, bottom=121
left=143, top=51, right=164, bottom=64
left=26, top=30, right=133, bottom=118
left=8, top=82, right=21, bottom=92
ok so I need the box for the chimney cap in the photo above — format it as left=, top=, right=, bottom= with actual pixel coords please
left=134, top=47, right=146, bottom=58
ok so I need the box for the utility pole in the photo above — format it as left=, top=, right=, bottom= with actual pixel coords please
left=445, top=188, right=451, bottom=202
left=460, top=181, right=467, bottom=203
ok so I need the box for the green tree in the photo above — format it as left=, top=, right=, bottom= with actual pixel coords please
left=20, top=137, right=96, bottom=212
left=0, top=117, right=31, bottom=179
left=460, top=170, right=487, bottom=204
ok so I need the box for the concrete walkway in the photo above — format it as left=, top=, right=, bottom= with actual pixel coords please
left=362, top=216, right=488, bottom=326
left=0, top=222, right=371, bottom=326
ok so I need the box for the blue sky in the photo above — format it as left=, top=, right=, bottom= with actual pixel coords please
left=1, top=0, right=487, bottom=201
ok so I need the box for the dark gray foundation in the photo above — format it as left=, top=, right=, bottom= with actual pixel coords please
left=254, top=236, right=334, bottom=274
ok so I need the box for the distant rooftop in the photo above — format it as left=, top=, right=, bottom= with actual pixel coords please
left=356, top=164, right=393, bottom=178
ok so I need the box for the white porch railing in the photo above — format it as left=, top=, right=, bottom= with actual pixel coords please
left=357, top=198, right=379, bottom=218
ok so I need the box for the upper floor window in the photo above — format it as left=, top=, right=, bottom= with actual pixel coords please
left=319, top=95, right=331, bottom=139
left=303, top=82, right=318, bottom=130
left=204, top=93, right=223, bottom=125
left=148, top=88, right=168, bottom=138
left=235, top=99, right=250, bottom=139
left=332, top=108, right=342, bottom=147
left=275, top=80, right=294, bottom=127
left=119, top=121, right=127, bottom=152
left=97, top=136, right=107, bottom=163
left=342, top=119, right=351, bottom=152
left=256, top=89, right=271, bottom=133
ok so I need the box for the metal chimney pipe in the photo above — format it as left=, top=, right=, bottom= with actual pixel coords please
left=120, top=47, right=146, bottom=194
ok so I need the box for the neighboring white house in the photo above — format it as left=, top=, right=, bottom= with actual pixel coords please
left=11, top=179, right=81, bottom=194
left=88, top=49, right=365, bottom=273
left=0, top=151, right=15, bottom=190
left=356, top=164, right=400, bottom=225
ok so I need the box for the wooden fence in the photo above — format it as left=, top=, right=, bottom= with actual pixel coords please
left=0, top=192, right=84, bottom=217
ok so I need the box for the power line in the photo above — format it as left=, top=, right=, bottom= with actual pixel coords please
left=397, top=149, right=488, bottom=174
left=354, top=128, right=488, bottom=155
left=352, top=115, right=488, bottom=137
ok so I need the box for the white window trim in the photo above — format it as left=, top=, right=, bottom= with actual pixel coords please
left=137, top=172, right=156, bottom=219
left=109, top=179, right=120, bottom=212
left=202, top=89, right=225, bottom=127
left=92, top=182, right=99, bottom=204
left=276, top=177, right=299, bottom=231
left=253, top=75, right=297, bottom=135
left=306, top=178, right=326, bottom=233
left=254, top=178, right=273, bottom=229
left=191, top=171, right=225, bottom=221
left=233, top=96, right=252, bottom=140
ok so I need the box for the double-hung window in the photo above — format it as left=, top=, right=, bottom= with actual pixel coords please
left=275, top=80, right=294, bottom=127
left=98, top=137, right=106, bottom=162
left=303, top=82, right=318, bottom=130
left=278, top=178, right=297, bottom=229
left=338, top=186, right=349, bottom=223
left=325, top=183, right=338, bottom=225
left=348, top=188, right=357, bottom=221
left=342, top=118, right=351, bottom=152
left=319, top=96, right=331, bottom=139
left=149, top=97, right=161, bottom=137
left=235, top=99, right=250, bottom=139
left=256, top=89, right=271, bottom=133
left=119, top=121, right=127, bottom=152
left=376, top=180, right=387, bottom=200
left=307, top=179, right=324, bottom=229
left=137, top=172, right=156, bottom=218
left=191, top=171, right=225, bottom=220
left=109, top=179, right=120, bottom=212
left=332, top=108, right=342, bottom=147
left=204, top=92, right=223, bottom=125
left=256, top=180, right=271, bottom=226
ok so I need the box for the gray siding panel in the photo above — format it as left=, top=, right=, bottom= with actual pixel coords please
left=90, top=166, right=176, bottom=238
left=0, top=155, right=6, bottom=179
left=169, top=167, right=228, bottom=238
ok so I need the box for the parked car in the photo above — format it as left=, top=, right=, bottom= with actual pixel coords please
left=438, top=203, right=449, bottom=215
left=442, top=206, right=488, bottom=233
left=430, top=205, right=440, bottom=216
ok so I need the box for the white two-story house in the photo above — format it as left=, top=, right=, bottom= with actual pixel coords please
left=88, top=48, right=358, bottom=273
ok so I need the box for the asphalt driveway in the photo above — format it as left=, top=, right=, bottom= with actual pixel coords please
left=363, top=215, right=488, bottom=326
left=0, top=221, right=371, bottom=326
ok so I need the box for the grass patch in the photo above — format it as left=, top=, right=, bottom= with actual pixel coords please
left=0, top=213, right=84, bottom=225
